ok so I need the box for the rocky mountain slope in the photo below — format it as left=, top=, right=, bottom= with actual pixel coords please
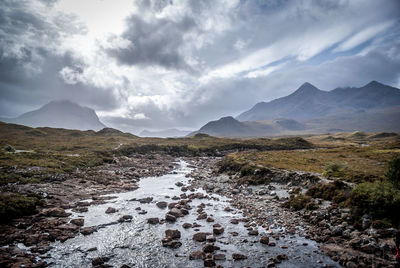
left=0, top=100, right=106, bottom=131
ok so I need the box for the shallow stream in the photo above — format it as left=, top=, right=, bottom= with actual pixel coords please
left=44, top=160, right=340, bottom=267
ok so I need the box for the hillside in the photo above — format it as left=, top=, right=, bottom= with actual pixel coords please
left=1, top=100, right=106, bottom=131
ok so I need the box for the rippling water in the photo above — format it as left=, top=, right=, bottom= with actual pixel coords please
left=44, top=160, right=340, bottom=267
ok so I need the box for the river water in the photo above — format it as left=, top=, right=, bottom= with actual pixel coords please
left=44, top=160, right=340, bottom=267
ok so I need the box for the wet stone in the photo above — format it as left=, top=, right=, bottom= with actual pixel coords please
left=204, top=258, right=216, bottom=267
left=118, top=215, right=133, bottom=222
left=156, top=201, right=168, bottom=209
left=232, top=253, right=247, bottom=260
left=92, top=256, right=110, bottom=266
left=193, top=232, right=209, bottom=242
left=213, top=226, right=224, bottom=235
left=260, top=236, right=269, bottom=244
left=165, top=213, right=177, bottom=222
left=189, top=250, right=205, bottom=260
left=165, top=229, right=181, bottom=239
left=182, top=223, right=192, bottom=229
left=105, top=207, right=117, bottom=214
left=139, top=197, right=153, bottom=204
left=214, top=254, right=226, bottom=260
left=80, top=227, right=95, bottom=236
left=70, top=218, right=84, bottom=226
left=147, top=218, right=159, bottom=224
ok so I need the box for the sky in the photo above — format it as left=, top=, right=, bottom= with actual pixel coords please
left=1, top=0, right=400, bottom=134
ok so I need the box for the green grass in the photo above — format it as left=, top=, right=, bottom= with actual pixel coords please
left=0, top=193, right=41, bottom=223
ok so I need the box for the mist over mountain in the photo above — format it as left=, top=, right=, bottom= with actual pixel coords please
left=192, top=81, right=400, bottom=137
left=237, top=81, right=400, bottom=121
left=0, top=100, right=106, bottom=131
left=140, top=128, right=191, bottom=138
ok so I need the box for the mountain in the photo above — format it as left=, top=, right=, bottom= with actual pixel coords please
left=192, top=81, right=400, bottom=137
left=140, top=128, right=191, bottom=138
left=189, top=117, right=307, bottom=137
left=0, top=100, right=106, bottom=131
left=237, top=81, right=400, bottom=121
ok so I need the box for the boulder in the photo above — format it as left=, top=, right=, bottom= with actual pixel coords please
left=260, top=236, right=269, bottom=244
left=213, top=226, right=224, bottom=235
left=70, top=218, right=84, bottom=226
left=105, top=207, right=117, bottom=214
left=232, top=253, right=247, bottom=260
left=156, top=201, right=168, bottom=209
left=193, top=232, right=209, bottom=242
left=165, top=229, right=181, bottom=239
left=189, top=250, right=205, bottom=260
left=147, top=218, right=159, bottom=224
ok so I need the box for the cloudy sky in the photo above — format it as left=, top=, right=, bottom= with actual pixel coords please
left=1, top=0, right=400, bottom=133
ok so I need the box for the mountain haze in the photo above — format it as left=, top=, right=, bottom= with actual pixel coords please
left=193, top=81, right=400, bottom=137
left=0, top=100, right=106, bottom=131
left=237, top=81, right=400, bottom=121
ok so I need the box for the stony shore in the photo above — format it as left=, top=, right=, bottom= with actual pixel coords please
left=0, top=154, right=176, bottom=267
left=185, top=157, right=398, bottom=268
left=1, top=155, right=398, bottom=267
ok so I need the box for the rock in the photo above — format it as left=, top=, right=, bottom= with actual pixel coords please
left=70, top=218, right=84, bottom=226
left=206, top=235, right=216, bottom=242
left=105, top=207, right=117, bottom=214
left=206, top=217, right=214, bottom=222
left=168, top=202, right=178, bottom=209
left=139, top=197, right=153, bottom=204
left=147, top=218, right=159, bottom=224
left=197, top=213, right=207, bottom=220
left=162, top=237, right=182, bottom=249
left=248, top=229, right=259, bottom=236
left=168, top=208, right=183, bottom=217
left=118, top=215, right=133, bottom=222
left=267, top=262, right=275, bottom=267
left=232, top=253, right=247, bottom=260
left=277, top=254, right=288, bottom=260
left=92, top=257, right=110, bottom=266
left=182, top=223, right=192, bottom=229
left=193, top=232, right=209, bottom=242
left=80, top=227, right=95, bottom=236
left=165, top=213, right=177, bottom=222
left=268, top=242, right=276, bottom=247
left=43, top=207, right=71, bottom=217
left=346, top=262, right=357, bottom=268
left=203, top=244, right=217, bottom=253
left=213, top=226, right=224, bottom=235
left=156, top=201, right=168, bottom=209
left=231, top=232, right=239, bottom=236
left=72, top=207, right=88, bottom=213
left=175, top=182, right=184, bottom=187
left=260, top=236, right=269, bottom=244
left=331, top=226, right=343, bottom=236
left=138, top=210, right=147, bottom=215
left=360, top=243, right=378, bottom=254
left=120, top=265, right=131, bottom=268
left=165, top=229, right=181, bottom=239
left=204, top=258, right=216, bottom=267
left=189, top=250, right=205, bottom=260
left=230, top=219, right=239, bottom=224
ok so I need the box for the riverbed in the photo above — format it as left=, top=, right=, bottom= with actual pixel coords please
left=44, top=160, right=340, bottom=267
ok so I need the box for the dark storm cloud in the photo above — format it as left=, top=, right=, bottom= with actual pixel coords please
left=0, top=0, right=117, bottom=117
left=106, top=11, right=196, bottom=70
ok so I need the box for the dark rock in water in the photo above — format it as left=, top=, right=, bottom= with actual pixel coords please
left=204, top=258, right=216, bottom=267
left=72, top=207, right=88, bottom=213
left=92, top=256, right=110, bottom=266
left=138, top=210, right=147, bottom=215
left=139, top=197, right=153, bottom=204
left=156, top=201, right=168, bottom=209
left=165, top=229, right=181, bottom=239
left=168, top=202, right=178, bottom=209
left=120, top=265, right=131, bottom=268
left=42, top=207, right=71, bottom=217
left=197, top=213, right=207, bottom=220
left=87, top=247, right=97, bottom=252
left=248, top=229, right=259, bottom=236
left=260, top=236, right=269, bottom=244
left=193, top=232, right=209, bottom=242
left=230, top=219, right=239, bottom=224
left=147, top=218, right=159, bottom=224
left=182, top=223, right=192, bottom=229
left=118, top=215, right=133, bottom=222
left=168, top=208, right=183, bottom=217
left=206, top=217, right=214, bottom=222
left=268, top=242, right=276, bottom=247
left=175, top=182, right=184, bottom=187
left=70, top=218, right=84, bottom=226
left=80, top=227, right=95, bottom=236
left=213, top=226, right=224, bottom=235
left=162, top=237, right=182, bottom=249
left=203, top=244, right=219, bottom=253
left=189, top=250, right=206, bottom=260
left=231, top=232, right=239, bottom=236
left=105, top=207, right=117, bottom=214
left=232, top=253, right=247, bottom=260
left=206, top=235, right=216, bottom=242
left=277, top=254, right=288, bottom=260
left=165, top=213, right=177, bottom=222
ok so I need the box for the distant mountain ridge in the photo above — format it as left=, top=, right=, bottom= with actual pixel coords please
left=192, top=81, right=400, bottom=137
left=1, top=100, right=106, bottom=131
left=237, top=81, right=400, bottom=121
